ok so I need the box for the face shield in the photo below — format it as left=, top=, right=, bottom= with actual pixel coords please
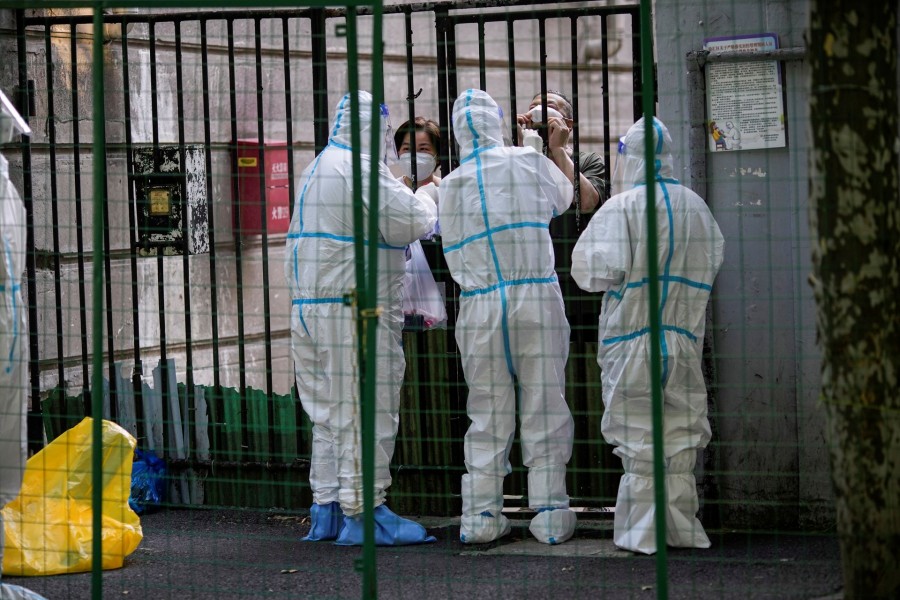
left=451, top=89, right=505, bottom=160
left=498, top=105, right=515, bottom=147
left=380, top=103, right=398, bottom=165
left=611, top=136, right=628, bottom=195
left=611, top=117, right=674, bottom=194
left=612, top=134, right=654, bottom=194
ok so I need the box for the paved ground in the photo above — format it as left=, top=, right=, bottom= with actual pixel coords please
left=4, top=508, right=843, bottom=599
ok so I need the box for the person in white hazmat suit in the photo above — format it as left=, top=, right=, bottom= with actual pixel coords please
left=440, top=89, right=578, bottom=545
left=0, top=94, right=47, bottom=600
left=284, top=91, right=437, bottom=546
left=571, top=117, right=724, bottom=554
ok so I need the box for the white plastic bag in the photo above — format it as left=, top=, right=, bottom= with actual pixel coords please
left=402, top=240, right=447, bottom=329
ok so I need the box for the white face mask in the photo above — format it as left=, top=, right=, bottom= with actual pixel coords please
left=528, top=106, right=566, bottom=123
left=399, top=152, right=437, bottom=182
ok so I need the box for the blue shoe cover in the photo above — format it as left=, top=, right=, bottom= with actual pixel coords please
left=302, top=501, right=342, bottom=541
left=334, top=505, right=436, bottom=546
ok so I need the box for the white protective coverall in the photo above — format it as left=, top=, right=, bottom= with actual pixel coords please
left=571, top=117, right=724, bottom=554
left=441, top=89, right=577, bottom=545
left=1, top=104, right=47, bottom=600
left=284, top=91, right=436, bottom=524
left=0, top=154, right=27, bottom=562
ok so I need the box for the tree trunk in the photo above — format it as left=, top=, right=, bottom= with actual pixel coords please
left=808, top=3, right=900, bottom=598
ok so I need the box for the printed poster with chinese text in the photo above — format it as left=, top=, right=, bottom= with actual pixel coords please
left=704, top=33, right=786, bottom=152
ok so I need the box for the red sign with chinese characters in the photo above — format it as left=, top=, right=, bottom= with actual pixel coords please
left=234, top=140, right=291, bottom=235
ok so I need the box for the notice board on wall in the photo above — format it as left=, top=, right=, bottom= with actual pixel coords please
left=704, top=33, right=786, bottom=152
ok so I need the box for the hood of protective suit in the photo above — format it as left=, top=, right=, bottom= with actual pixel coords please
left=614, top=116, right=675, bottom=189
left=452, top=89, right=505, bottom=161
left=328, top=90, right=394, bottom=161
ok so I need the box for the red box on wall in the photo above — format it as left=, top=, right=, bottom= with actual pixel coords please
left=234, top=139, right=291, bottom=235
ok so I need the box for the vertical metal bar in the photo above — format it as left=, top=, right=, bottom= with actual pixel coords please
left=477, top=18, right=486, bottom=92
left=538, top=16, right=550, bottom=167
left=310, top=9, right=329, bottom=155
left=16, top=10, right=39, bottom=450
left=44, top=25, right=65, bottom=389
left=102, top=158, right=117, bottom=420
left=638, top=0, right=668, bottom=596
left=446, top=18, right=459, bottom=169
left=506, top=19, right=518, bottom=145
left=686, top=53, right=708, bottom=199
left=174, top=21, right=196, bottom=455
left=90, top=9, right=107, bottom=599
left=434, top=11, right=451, bottom=177
left=280, top=15, right=298, bottom=457
left=631, top=9, right=642, bottom=121
left=281, top=17, right=296, bottom=215
left=199, top=17, right=222, bottom=455
left=404, top=9, right=418, bottom=189
left=538, top=17, right=548, bottom=115
left=149, top=21, right=170, bottom=455
left=70, top=25, right=91, bottom=400
left=102, top=20, right=118, bottom=423
left=430, top=6, right=464, bottom=387
left=570, top=16, right=583, bottom=228
left=600, top=14, right=612, bottom=194
left=121, top=13, right=145, bottom=444
left=344, top=9, right=377, bottom=597
left=226, top=18, right=249, bottom=454
left=368, top=0, right=385, bottom=587
left=253, top=17, right=276, bottom=456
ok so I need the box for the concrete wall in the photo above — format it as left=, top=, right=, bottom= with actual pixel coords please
left=654, top=0, right=833, bottom=529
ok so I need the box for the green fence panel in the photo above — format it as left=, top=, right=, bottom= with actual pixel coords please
left=6, top=1, right=876, bottom=599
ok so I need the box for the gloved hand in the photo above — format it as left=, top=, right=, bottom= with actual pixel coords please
left=414, top=182, right=439, bottom=208
left=545, top=117, right=571, bottom=153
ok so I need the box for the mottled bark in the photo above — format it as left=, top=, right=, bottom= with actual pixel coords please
left=808, top=3, right=900, bottom=598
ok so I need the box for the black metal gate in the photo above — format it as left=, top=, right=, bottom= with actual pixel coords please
left=12, top=0, right=643, bottom=513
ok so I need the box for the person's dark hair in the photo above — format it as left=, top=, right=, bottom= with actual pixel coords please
left=531, top=90, right=574, bottom=120
left=394, top=117, right=441, bottom=154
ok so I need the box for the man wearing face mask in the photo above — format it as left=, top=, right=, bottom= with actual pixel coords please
left=517, top=90, right=610, bottom=343
left=517, top=91, right=608, bottom=212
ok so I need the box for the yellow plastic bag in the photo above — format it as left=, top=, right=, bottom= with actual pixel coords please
left=2, top=417, right=143, bottom=576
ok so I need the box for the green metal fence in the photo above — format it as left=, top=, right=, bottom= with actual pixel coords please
left=1, top=0, right=874, bottom=598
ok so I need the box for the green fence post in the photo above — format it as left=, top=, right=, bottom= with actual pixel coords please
left=639, top=1, right=668, bottom=599
left=344, top=5, right=380, bottom=597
